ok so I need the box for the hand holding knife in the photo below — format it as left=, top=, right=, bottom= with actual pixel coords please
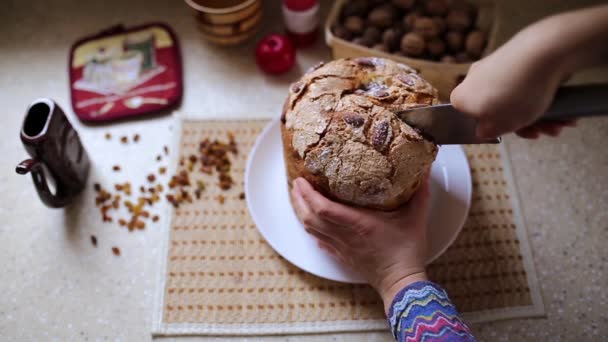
left=397, top=84, right=608, bottom=145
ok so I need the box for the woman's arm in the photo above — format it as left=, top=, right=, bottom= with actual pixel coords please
left=451, top=5, right=608, bottom=139
left=388, top=281, right=475, bottom=342
left=291, top=177, right=475, bottom=341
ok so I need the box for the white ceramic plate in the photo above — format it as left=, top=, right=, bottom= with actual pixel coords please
left=245, top=119, right=471, bottom=283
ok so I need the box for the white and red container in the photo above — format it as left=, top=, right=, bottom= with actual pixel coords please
left=282, top=0, right=320, bottom=48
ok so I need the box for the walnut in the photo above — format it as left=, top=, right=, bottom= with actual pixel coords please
left=465, top=30, right=486, bottom=59
left=341, top=0, right=368, bottom=17
left=445, top=31, right=464, bottom=51
left=402, top=11, right=422, bottom=30
left=332, top=24, right=352, bottom=41
left=382, top=27, right=403, bottom=51
left=391, top=0, right=414, bottom=10
left=362, top=26, right=382, bottom=46
left=427, top=38, right=446, bottom=57
left=446, top=9, right=472, bottom=32
left=440, top=55, right=457, bottom=63
left=344, top=16, right=365, bottom=34
left=455, top=51, right=471, bottom=63
left=352, top=37, right=365, bottom=46
left=372, top=43, right=390, bottom=52
left=425, top=0, right=448, bottom=16
left=413, top=17, right=440, bottom=39
left=368, top=6, right=395, bottom=28
left=433, top=16, right=447, bottom=33
left=450, top=0, right=474, bottom=14
left=400, top=32, right=425, bottom=57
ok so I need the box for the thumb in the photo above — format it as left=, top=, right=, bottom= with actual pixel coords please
left=403, top=175, right=431, bottom=218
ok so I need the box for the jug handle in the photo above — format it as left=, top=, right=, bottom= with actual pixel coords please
left=16, top=159, right=67, bottom=208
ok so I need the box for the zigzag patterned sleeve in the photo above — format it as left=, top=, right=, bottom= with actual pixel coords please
left=387, top=281, right=476, bottom=342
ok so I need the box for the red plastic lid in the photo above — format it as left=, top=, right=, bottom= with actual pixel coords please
left=69, top=23, right=182, bottom=122
left=283, top=0, right=318, bottom=11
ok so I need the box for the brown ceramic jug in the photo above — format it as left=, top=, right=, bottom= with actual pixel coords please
left=16, top=98, right=90, bottom=208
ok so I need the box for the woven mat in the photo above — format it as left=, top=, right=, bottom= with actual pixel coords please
left=152, top=119, right=544, bottom=336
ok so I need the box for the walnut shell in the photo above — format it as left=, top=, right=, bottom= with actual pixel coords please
left=455, top=51, right=471, bottom=63
left=413, top=17, right=440, bottom=39
left=427, top=38, right=446, bottom=57
left=446, top=9, right=472, bottom=32
left=341, top=0, right=369, bottom=17
left=440, top=55, right=457, bottom=63
left=425, top=0, right=448, bottom=16
left=281, top=58, right=439, bottom=210
left=352, top=37, right=365, bottom=46
left=433, top=16, right=447, bottom=33
left=344, top=16, right=365, bottom=34
left=332, top=25, right=352, bottom=41
left=450, top=0, right=475, bottom=14
left=372, top=43, right=390, bottom=52
left=368, top=6, right=395, bottom=28
left=362, top=26, right=382, bottom=46
left=382, top=27, right=404, bottom=51
left=400, top=32, right=425, bottom=56
left=445, top=31, right=464, bottom=51
left=392, top=0, right=415, bottom=10
left=402, top=11, right=422, bottom=30
left=465, top=30, right=486, bottom=59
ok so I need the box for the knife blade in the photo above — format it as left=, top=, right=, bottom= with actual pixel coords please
left=396, top=84, right=608, bottom=145
left=397, top=104, right=500, bottom=145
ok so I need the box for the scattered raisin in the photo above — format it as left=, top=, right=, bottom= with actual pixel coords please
left=111, top=247, right=121, bottom=256
left=112, top=165, right=121, bottom=171
left=105, top=133, right=111, bottom=140
left=94, top=183, right=101, bottom=192
left=120, top=136, right=128, bottom=144
left=147, top=174, right=156, bottom=183
left=152, top=215, right=159, bottom=222
left=239, top=192, right=246, bottom=200
left=159, top=167, right=166, bottom=174
left=133, top=134, right=140, bottom=142
left=91, top=235, right=97, bottom=247
left=163, top=146, right=169, bottom=155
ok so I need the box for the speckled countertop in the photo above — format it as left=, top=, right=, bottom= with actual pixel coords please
left=1, top=0, right=607, bottom=341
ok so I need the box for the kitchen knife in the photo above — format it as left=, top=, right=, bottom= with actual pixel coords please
left=396, top=84, right=608, bottom=145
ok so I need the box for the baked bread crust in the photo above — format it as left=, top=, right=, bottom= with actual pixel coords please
left=281, top=57, right=439, bottom=210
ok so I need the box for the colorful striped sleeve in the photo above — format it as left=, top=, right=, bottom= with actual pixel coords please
left=387, top=281, right=476, bottom=342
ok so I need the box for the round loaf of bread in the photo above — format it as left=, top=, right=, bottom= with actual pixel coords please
left=281, top=57, right=439, bottom=210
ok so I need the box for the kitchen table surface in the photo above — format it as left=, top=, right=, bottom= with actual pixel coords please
left=1, top=0, right=607, bottom=341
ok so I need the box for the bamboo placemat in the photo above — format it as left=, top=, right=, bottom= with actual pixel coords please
left=152, top=119, right=544, bottom=336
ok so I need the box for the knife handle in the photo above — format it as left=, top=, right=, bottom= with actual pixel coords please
left=541, top=84, right=608, bottom=121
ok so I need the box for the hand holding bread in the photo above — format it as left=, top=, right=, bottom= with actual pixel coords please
left=290, top=176, right=430, bottom=313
